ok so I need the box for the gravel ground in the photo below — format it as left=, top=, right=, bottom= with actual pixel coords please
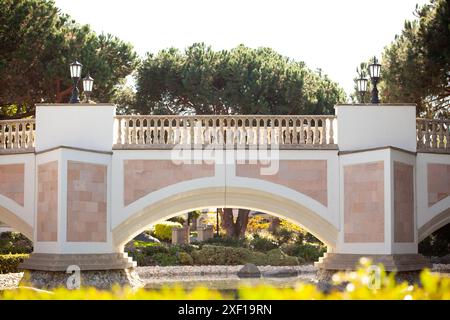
left=1, top=264, right=448, bottom=290
left=0, top=272, right=23, bottom=290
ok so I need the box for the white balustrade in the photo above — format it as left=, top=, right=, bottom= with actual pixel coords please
left=0, top=119, right=35, bottom=152
left=416, top=118, right=450, bottom=152
left=113, top=115, right=337, bottom=148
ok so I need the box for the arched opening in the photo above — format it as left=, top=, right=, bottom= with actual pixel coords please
left=419, top=208, right=450, bottom=261
left=0, top=205, right=33, bottom=255
left=418, top=207, right=450, bottom=243
left=0, top=205, right=32, bottom=241
left=113, top=187, right=338, bottom=252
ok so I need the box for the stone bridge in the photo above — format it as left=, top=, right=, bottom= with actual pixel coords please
left=0, top=103, right=449, bottom=276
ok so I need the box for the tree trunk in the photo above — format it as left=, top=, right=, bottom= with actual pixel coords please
left=219, top=208, right=250, bottom=239
left=269, top=217, right=280, bottom=233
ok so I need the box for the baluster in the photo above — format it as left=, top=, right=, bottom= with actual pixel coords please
left=445, top=121, right=450, bottom=150
left=138, top=119, right=144, bottom=144
left=431, top=122, right=437, bottom=149
left=235, top=118, right=239, bottom=145
left=256, top=118, right=260, bottom=146
left=0, top=123, right=3, bottom=150
left=416, top=120, right=423, bottom=148
left=299, top=118, right=304, bottom=144
left=248, top=118, right=253, bottom=145
left=329, top=118, right=335, bottom=144
left=292, top=118, right=298, bottom=144
left=167, top=118, right=173, bottom=144
left=6, top=124, right=12, bottom=149
left=188, top=117, right=194, bottom=145
left=144, top=118, right=149, bottom=144
left=160, top=118, right=165, bottom=144
left=306, top=119, right=312, bottom=144
left=313, top=118, right=319, bottom=144
left=124, top=118, right=129, bottom=144
left=13, top=122, right=18, bottom=149
left=321, top=117, right=327, bottom=145
left=424, top=120, right=431, bottom=148
left=263, top=118, right=272, bottom=145
left=225, top=118, right=230, bottom=145
left=438, top=122, right=444, bottom=149
left=204, top=118, right=209, bottom=145
left=117, top=117, right=122, bottom=145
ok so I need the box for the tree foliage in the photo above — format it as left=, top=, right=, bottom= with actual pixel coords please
left=363, top=0, right=449, bottom=117
left=133, top=43, right=346, bottom=116
left=0, top=0, right=138, bottom=119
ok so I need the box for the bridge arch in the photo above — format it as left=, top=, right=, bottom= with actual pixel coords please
left=0, top=204, right=33, bottom=240
left=112, top=186, right=338, bottom=250
left=418, top=206, right=450, bottom=242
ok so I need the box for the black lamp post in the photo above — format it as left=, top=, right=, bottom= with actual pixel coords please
left=82, top=73, right=94, bottom=103
left=368, top=56, right=381, bottom=104
left=356, top=76, right=368, bottom=103
left=69, top=61, right=83, bottom=103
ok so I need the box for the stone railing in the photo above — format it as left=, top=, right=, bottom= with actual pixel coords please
left=0, top=119, right=35, bottom=153
left=417, top=118, right=450, bottom=153
left=113, top=115, right=337, bottom=149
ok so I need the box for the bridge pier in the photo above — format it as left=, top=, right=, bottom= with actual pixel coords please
left=0, top=103, right=447, bottom=289
left=315, top=105, right=431, bottom=271
left=17, top=104, right=141, bottom=288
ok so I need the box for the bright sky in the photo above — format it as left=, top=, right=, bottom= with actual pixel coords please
left=54, top=0, right=428, bottom=98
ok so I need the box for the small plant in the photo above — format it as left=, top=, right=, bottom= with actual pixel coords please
left=0, top=232, right=33, bottom=254
left=0, top=253, right=29, bottom=273
left=153, top=221, right=182, bottom=241
left=249, top=233, right=278, bottom=253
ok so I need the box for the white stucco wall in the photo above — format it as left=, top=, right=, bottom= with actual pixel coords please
left=35, top=104, right=116, bottom=153
left=335, top=104, right=417, bottom=153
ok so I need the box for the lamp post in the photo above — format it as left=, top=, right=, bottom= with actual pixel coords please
left=82, top=73, right=94, bottom=103
left=356, top=76, right=368, bottom=103
left=368, top=56, right=381, bottom=104
left=69, top=61, right=83, bottom=103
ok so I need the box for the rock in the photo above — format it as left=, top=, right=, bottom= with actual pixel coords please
left=134, top=233, right=160, bottom=243
left=237, top=263, right=261, bottom=278
left=262, top=269, right=298, bottom=278
left=438, top=254, right=450, bottom=264
left=430, top=256, right=441, bottom=264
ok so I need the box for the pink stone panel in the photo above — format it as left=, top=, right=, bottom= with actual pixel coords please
left=236, top=160, right=328, bottom=206
left=394, top=162, right=414, bottom=243
left=428, top=163, right=450, bottom=207
left=124, top=160, right=215, bottom=206
left=344, top=161, right=384, bottom=243
left=67, top=161, right=107, bottom=242
left=37, top=161, right=58, bottom=242
left=0, top=164, right=24, bottom=206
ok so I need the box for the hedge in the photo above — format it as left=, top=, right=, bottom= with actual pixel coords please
left=0, top=254, right=29, bottom=274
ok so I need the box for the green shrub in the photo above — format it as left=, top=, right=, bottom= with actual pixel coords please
left=191, top=245, right=298, bottom=266
left=153, top=221, right=182, bottom=241
left=142, top=245, right=169, bottom=255
left=152, top=253, right=179, bottom=266
left=201, top=236, right=247, bottom=248
left=0, top=253, right=29, bottom=273
left=281, top=243, right=326, bottom=262
left=191, top=245, right=250, bottom=265
left=249, top=234, right=278, bottom=253
left=0, top=232, right=33, bottom=254
left=178, top=252, right=194, bottom=265
left=273, top=227, right=297, bottom=245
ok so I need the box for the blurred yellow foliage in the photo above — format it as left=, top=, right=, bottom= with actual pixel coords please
left=1, top=259, right=449, bottom=300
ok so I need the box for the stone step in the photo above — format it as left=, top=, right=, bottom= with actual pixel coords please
left=315, top=254, right=431, bottom=271
left=19, top=253, right=137, bottom=271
